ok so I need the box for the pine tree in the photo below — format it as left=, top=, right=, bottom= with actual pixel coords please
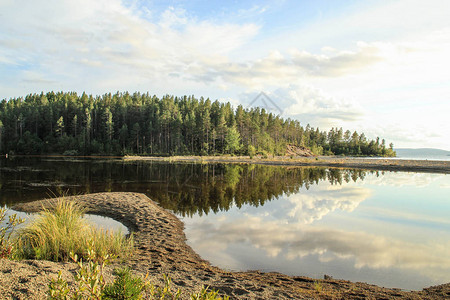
left=104, top=108, right=113, bottom=142
left=225, top=127, right=241, bottom=154
left=55, top=116, right=64, bottom=138
left=72, top=115, right=78, bottom=137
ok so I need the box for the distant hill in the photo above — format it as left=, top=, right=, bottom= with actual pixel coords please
left=395, top=148, right=450, bottom=158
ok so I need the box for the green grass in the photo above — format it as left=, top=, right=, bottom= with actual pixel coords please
left=102, top=267, right=147, bottom=300
left=15, top=199, right=133, bottom=261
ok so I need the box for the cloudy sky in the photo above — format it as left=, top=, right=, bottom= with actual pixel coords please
left=1, top=0, right=449, bottom=150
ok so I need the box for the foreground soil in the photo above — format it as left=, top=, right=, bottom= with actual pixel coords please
left=2, top=192, right=449, bottom=299
left=124, top=155, right=450, bottom=174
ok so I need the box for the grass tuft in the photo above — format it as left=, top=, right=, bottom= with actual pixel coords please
left=15, top=199, right=133, bottom=261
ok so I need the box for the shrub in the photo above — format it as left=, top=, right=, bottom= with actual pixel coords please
left=62, top=150, right=78, bottom=156
left=261, top=150, right=269, bottom=159
left=247, top=145, right=256, bottom=157
left=103, top=268, right=147, bottom=300
left=16, top=199, right=133, bottom=261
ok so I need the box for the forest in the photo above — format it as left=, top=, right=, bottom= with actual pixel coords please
left=0, top=91, right=395, bottom=157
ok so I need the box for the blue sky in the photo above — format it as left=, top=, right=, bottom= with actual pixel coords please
left=1, top=0, right=449, bottom=150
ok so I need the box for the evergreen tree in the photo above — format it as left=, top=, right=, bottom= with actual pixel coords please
left=55, top=116, right=64, bottom=138
left=225, top=127, right=241, bottom=154
left=0, top=91, right=395, bottom=157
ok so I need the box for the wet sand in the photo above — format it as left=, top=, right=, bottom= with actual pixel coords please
left=124, top=155, right=450, bottom=174
left=2, top=192, right=449, bottom=299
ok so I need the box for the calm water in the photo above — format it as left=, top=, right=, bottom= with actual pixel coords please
left=1, top=157, right=449, bottom=290
left=1, top=210, right=129, bottom=235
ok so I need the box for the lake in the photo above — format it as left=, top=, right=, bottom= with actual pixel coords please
left=1, top=157, right=449, bottom=290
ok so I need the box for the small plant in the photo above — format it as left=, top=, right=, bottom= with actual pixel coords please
left=49, top=248, right=111, bottom=299
left=103, top=268, right=148, bottom=300
left=191, top=286, right=230, bottom=300
left=313, top=281, right=323, bottom=293
left=48, top=271, right=71, bottom=299
left=72, top=249, right=109, bottom=299
left=150, top=274, right=181, bottom=299
left=0, top=207, right=24, bottom=258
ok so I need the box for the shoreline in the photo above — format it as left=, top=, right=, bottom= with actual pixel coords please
left=124, top=155, right=450, bottom=174
left=3, top=192, right=449, bottom=299
left=4, top=154, right=450, bottom=174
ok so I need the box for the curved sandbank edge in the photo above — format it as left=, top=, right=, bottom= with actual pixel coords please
left=3, top=192, right=449, bottom=299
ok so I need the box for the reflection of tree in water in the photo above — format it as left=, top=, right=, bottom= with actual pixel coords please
left=144, top=163, right=370, bottom=217
left=0, top=159, right=372, bottom=213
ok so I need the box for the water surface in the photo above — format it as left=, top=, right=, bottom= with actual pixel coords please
left=0, top=157, right=448, bottom=290
left=181, top=172, right=450, bottom=290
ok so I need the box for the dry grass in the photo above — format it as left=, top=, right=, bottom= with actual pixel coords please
left=15, top=199, right=133, bottom=261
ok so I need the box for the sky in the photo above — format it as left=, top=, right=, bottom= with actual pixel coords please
left=1, top=0, right=449, bottom=150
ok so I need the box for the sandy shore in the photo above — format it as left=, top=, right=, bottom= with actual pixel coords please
left=2, top=192, right=449, bottom=299
left=123, top=155, right=450, bottom=174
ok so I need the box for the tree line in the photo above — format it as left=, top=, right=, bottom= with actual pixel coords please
left=0, top=91, right=395, bottom=157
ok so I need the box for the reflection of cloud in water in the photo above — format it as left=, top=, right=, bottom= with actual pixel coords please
left=183, top=173, right=450, bottom=286
left=364, top=172, right=443, bottom=188
left=187, top=216, right=450, bottom=281
left=185, top=182, right=450, bottom=282
left=439, top=182, right=450, bottom=189
left=286, top=185, right=370, bottom=224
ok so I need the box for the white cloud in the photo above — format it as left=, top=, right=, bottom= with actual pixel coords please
left=187, top=43, right=384, bottom=90
left=272, top=84, right=364, bottom=125
left=0, top=0, right=259, bottom=97
left=290, top=44, right=382, bottom=77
